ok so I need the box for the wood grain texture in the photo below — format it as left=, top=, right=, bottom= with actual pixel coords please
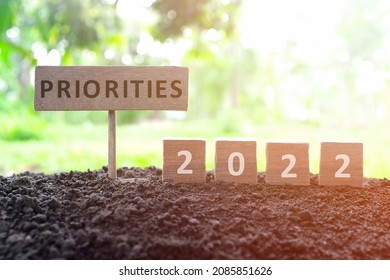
left=108, top=110, right=116, bottom=180
left=34, top=66, right=188, bottom=111
left=319, top=142, right=363, bottom=187
left=266, top=142, right=310, bottom=186
left=214, top=139, right=257, bottom=184
left=163, top=139, right=206, bottom=183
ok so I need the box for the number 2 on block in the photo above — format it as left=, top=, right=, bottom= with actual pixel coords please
left=228, top=152, right=245, bottom=176
left=177, top=150, right=193, bottom=174
left=281, top=154, right=297, bottom=178
left=335, top=154, right=351, bottom=178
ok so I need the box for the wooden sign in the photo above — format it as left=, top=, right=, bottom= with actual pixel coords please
left=319, top=142, right=363, bottom=187
left=163, top=139, right=206, bottom=183
left=34, top=66, right=188, bottom=111
left=266, top=142, right=310, bottom=186
left=214, top=139, right=257, bottom=184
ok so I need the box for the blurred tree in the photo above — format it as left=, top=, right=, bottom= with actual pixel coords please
left=0, top=0, right=120, bottom=104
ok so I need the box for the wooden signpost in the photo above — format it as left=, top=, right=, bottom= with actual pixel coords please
left=266, top=142, right=310, bottom=186
left=35, top=66, right=189, bottom=180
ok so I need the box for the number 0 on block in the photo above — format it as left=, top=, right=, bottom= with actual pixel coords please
left=319, top=142, right=363, bottom=187
left=214, top=139, right=257, bottom=184
left=163, top=139, right=206, bottom=183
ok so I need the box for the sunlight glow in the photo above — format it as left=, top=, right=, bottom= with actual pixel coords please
left=104, top=49, right=116, bottom=60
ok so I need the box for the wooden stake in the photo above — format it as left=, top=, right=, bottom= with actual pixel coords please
left=108, top=110, right=117, bottom=180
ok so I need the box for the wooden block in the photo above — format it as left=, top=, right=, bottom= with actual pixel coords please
left=214, top=139, right=257, bottom=184
left=163, top=139, right=206, bottom=183
left=319, top=142, right=363, bottom=187
left=266, top=142, right=310, bottom=186
left=35, top=66, right=188, bottom=111
left=108, top=110, right=116, bottom=180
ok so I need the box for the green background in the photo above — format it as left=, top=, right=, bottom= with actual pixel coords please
left=1, top=0, right=390, bottom=177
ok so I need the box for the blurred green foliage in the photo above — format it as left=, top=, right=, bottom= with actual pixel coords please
left=1, top=0, right=390, bottom=175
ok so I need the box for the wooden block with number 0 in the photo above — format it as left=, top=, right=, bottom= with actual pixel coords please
left=214, top=139, right=257, bottom=184
left=163, top=139, right=206, bottom=183
left=266, top=142, right=310, bottom=186
left=319, top=142, right=363, bottom=187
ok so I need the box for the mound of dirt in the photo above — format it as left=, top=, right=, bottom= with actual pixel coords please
left=1, top=167, right=390, bottom=259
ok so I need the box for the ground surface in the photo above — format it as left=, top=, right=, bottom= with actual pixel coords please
left=1, top=167, right=390, bottom=260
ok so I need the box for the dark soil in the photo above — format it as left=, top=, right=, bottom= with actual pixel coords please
left=1, top=166, right=390, bottom=260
